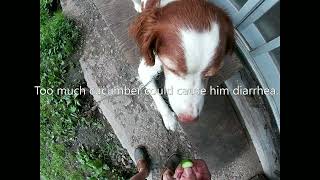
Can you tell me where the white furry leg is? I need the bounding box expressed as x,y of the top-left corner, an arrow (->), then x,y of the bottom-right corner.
138,57 -> 177,131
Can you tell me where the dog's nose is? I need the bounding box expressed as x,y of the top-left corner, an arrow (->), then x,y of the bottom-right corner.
177,114 -> 199,123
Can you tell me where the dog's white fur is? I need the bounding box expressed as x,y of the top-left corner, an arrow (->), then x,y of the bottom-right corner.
164,24 -> 220,126
132,0 -> 174,12
138,57 -> 178,130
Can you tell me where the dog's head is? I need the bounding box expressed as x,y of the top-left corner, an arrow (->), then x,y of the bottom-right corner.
130,0 -> 234,123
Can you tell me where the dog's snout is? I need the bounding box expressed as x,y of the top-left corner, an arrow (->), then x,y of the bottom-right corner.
177,114 -> 199,123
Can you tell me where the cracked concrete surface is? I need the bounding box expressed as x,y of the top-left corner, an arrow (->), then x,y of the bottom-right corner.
61,0 -> 263,179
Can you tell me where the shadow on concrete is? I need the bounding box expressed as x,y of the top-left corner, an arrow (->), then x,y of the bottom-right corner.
181,79 -> 249,170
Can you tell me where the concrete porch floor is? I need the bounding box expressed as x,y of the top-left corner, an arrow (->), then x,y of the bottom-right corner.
181,81 -> 263,179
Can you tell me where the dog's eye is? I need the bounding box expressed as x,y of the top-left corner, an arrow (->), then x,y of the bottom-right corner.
164,66 -> 178,75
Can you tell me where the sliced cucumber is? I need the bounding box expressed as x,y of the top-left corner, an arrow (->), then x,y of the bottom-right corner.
181,159 -> 193,168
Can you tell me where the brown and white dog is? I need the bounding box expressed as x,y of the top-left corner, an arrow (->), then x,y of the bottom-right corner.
129,0 -> 234,131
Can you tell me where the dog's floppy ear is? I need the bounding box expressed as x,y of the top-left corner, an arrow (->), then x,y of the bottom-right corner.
129,8 -> 160,66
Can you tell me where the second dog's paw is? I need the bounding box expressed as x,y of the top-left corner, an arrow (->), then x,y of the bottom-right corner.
162,112 -> 178,131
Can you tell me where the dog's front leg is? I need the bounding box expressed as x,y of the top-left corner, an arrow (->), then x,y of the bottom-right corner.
138,57 -> 177,131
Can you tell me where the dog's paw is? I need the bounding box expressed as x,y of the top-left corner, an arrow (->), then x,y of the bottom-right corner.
162,112 -> 178,131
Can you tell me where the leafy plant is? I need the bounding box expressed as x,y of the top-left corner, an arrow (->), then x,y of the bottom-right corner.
76,146 -> 126,180
40,0 -> 131,179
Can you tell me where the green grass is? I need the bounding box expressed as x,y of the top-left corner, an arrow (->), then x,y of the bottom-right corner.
40,0 -> 132,179
76,146 -> 127,180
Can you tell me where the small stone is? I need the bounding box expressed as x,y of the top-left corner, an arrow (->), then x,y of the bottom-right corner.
159,151 -> 164,157
124,99 -> 132,106
121,158 -> 127,166
130,77 -> 136,83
